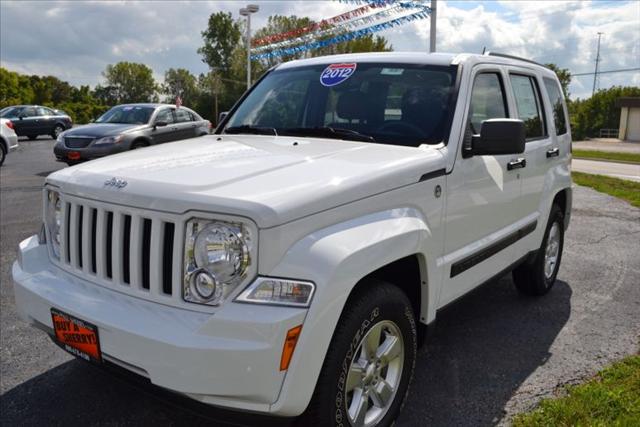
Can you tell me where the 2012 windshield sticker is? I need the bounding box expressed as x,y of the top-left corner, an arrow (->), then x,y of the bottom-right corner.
320,63 -> 357,87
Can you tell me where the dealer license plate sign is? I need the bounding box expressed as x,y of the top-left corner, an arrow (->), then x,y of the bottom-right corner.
51,308 -> 102,362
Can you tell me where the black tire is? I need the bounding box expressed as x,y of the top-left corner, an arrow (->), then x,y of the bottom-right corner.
51,124 -> 65,139
300,280 -> 417,427
513,204 -> 565,296
27,135 -> 38,140
0,144 -> 6,166
130,141 -> 148,150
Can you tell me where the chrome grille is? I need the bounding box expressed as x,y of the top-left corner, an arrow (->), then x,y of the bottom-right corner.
64,137 -> 94,148
54,195 -> 188,308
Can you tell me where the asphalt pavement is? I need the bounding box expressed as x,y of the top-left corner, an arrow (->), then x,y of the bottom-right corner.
1,138 -> 639,426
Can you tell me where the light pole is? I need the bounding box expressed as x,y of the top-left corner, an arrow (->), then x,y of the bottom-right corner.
430,0 -> 437,53
240,4 -> 259,90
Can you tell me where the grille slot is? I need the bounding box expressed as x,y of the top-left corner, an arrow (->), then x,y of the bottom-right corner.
55,197 -> 181,303
142,218 -> 152,290
162,222 -> 175,295
123,215 -> 132,284
64,137 -> 94,148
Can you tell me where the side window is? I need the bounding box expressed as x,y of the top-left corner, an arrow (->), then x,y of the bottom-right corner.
37,107 -> 53,116
155,108 -> 175,124
21,107 -> 37,117
175,109 -> 192,123
543,78 -> 568,135
509,74 -> 546,140
468,73 -> 508,134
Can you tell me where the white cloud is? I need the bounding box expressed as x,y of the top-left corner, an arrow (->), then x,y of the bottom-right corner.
1,0 -> 638,99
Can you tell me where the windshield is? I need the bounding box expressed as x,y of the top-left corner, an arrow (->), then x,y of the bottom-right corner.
224,63 -> 458,146
96,105 -> 155,124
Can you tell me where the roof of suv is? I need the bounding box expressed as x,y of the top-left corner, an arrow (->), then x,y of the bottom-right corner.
275,51 -> 551,73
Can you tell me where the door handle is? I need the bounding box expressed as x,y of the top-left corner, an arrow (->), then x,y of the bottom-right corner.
546,147 -> 560,158
507,158 -> 526,170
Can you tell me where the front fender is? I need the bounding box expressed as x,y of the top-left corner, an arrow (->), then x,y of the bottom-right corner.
267,207 -> 435,416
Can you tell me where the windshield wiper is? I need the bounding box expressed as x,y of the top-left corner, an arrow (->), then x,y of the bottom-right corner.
282,127 -> 375,142
224,125 -> 278,136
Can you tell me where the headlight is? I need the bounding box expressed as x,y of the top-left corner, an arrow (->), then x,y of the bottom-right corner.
235,277 -> 315,308
183,219 -> 253,305
93,135 -> 123,145
45,190 -> 63,259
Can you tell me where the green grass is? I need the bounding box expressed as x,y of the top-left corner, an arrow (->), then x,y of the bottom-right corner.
573,172 -> 640,208
514,355 -> 640,427
573,149 -> 640,164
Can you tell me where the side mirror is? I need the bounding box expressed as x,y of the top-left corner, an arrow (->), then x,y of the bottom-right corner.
154,121 -> 168,129
218,112 -> 228,124
470,119 -> 525,156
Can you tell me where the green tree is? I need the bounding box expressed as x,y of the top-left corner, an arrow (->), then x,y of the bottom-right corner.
163,68 -> 198,105
569,86 -> 640,139
101,62 -> 158,103
198,12 -> 242,73
545,63 -> 572,98
253,15 -> 315,68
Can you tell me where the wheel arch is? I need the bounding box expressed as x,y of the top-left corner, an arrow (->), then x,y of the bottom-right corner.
268,208 -> 436,416
552,187 -> 572,231
130,136 -> 151,148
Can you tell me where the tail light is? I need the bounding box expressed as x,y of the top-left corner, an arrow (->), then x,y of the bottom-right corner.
5,121 -> 14,130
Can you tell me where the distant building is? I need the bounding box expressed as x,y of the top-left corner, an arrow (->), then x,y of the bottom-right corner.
616,97 -> 640,142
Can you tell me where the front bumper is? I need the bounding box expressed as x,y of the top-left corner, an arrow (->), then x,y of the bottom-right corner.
53,142 -> 127,162
13,235 -> 307,414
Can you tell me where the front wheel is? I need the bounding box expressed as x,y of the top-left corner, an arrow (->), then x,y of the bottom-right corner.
301,281 -> 417,427
513,204 -> 565,296
0,145 -> 6,166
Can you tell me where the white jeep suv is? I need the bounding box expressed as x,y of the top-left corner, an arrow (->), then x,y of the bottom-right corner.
13,52 -> 572,426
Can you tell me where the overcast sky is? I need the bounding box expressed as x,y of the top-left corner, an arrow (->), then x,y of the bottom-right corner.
1,0 -> 638,99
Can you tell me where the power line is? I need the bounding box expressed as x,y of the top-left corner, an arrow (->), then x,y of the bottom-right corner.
572,67 -> 640,77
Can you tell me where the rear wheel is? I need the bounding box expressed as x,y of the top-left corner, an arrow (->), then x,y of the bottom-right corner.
51,124 -> 64,139
513,204 -> 564,296
0,144 -> 6,166
300,281 -> 417,427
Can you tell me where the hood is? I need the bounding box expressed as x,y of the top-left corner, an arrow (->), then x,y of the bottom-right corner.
46,135 -> 444,228
63,123 -> 145,138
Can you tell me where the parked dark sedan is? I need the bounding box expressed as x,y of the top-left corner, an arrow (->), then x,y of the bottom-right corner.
54,103 -> 211,164
0,105 -> 73,139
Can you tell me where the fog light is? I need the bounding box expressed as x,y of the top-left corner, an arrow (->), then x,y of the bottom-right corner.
190,269 -> 217,300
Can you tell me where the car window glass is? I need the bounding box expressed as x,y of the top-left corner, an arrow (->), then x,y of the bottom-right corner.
543,78 -> 568,135
21,107 -> 37,117
468,73 -> 508,134
155,108 -> 175,124
510,74 -> 545,139
0,107 -> 21,118
37,107 -> 52,116
175,109 -> 192,123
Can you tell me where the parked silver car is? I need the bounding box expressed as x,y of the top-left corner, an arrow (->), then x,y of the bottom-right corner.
0,118 -> 19,166
54,103 -> 211,165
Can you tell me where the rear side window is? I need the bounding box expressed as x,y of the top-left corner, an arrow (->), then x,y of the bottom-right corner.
509,74 -> 546,140
543,78 -> 568,135
468,73 -> 508,134
175,109 -> 192,123
155,108 -> 175,124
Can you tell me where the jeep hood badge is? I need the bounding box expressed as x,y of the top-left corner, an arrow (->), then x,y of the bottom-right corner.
104,177 -> 128,189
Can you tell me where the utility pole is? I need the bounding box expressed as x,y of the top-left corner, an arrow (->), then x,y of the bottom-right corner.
430,0 -> 437,53
592,32 -> 603,96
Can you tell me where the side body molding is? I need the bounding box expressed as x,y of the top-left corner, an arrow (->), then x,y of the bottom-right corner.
267,207 -> 436,415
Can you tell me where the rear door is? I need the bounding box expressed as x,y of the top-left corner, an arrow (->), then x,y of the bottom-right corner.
173,108 -> 198,140
505,71 -> 553,224
37,107 -> 55,135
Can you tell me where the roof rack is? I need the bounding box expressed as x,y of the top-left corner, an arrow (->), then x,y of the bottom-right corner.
485,51 -> 547,68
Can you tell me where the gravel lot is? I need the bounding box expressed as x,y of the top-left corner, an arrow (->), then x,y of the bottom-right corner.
1,138 -> 639,426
